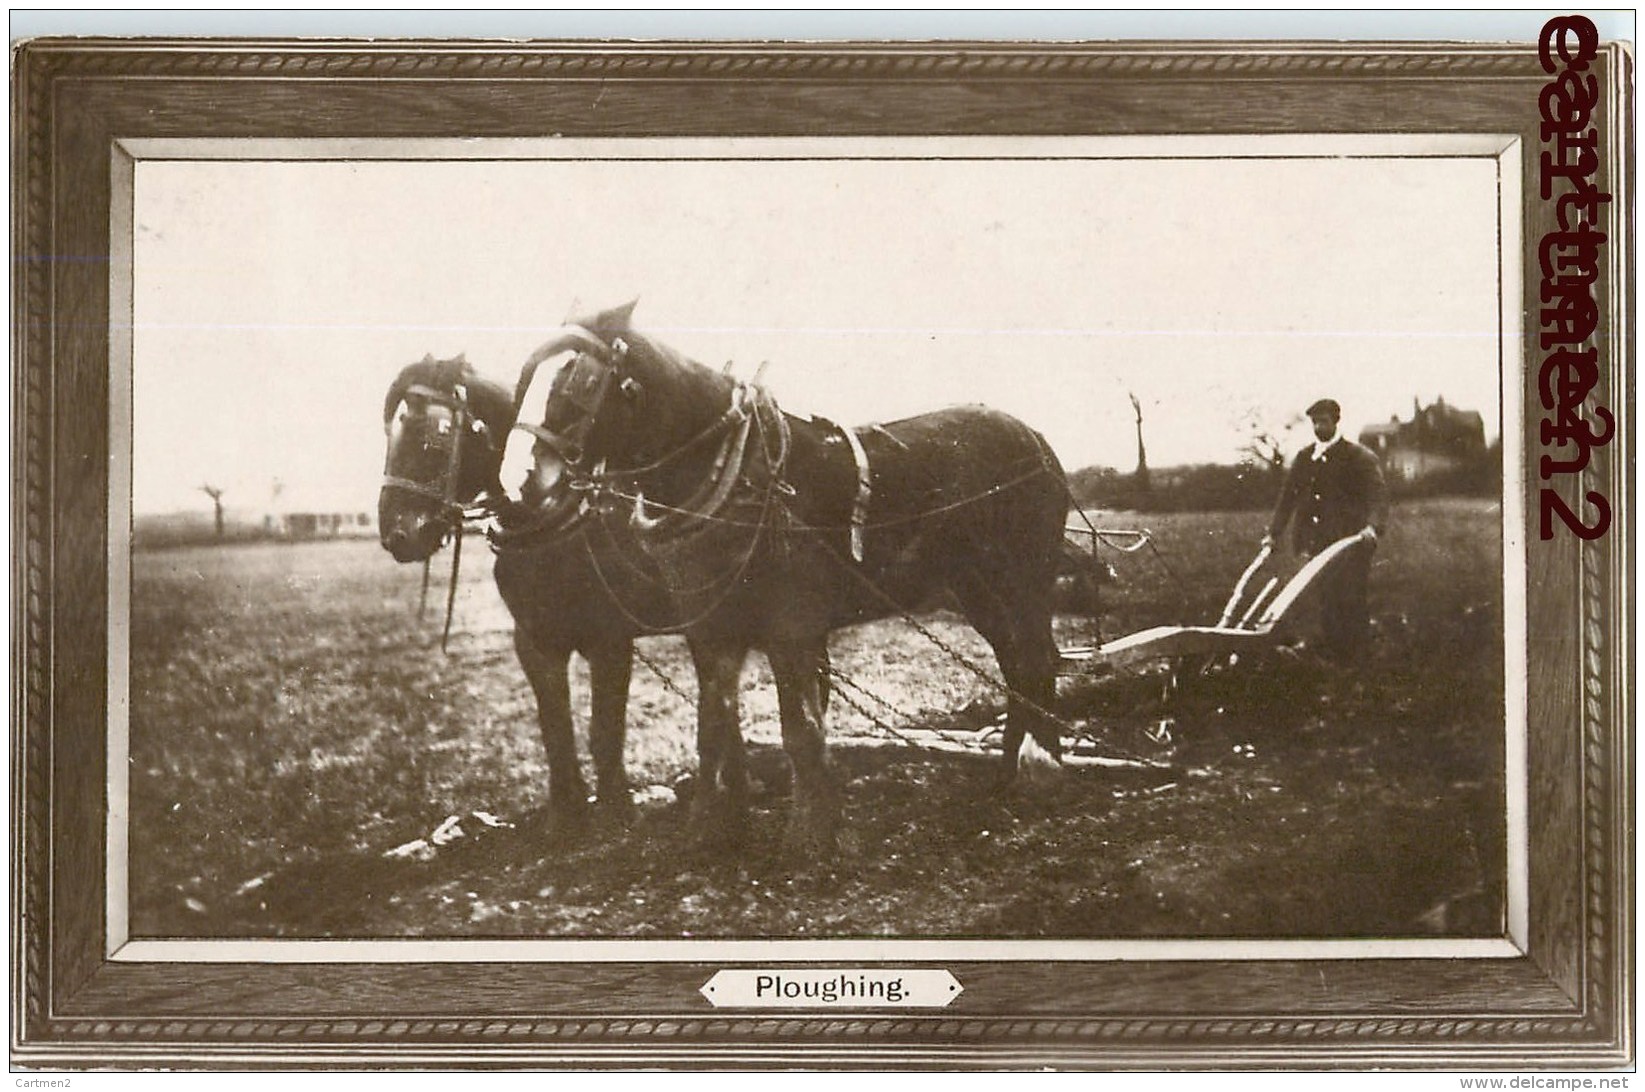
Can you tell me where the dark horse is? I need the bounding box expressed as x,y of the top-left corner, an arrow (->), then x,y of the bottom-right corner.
378,355 -> 654,826
501,302 -> 1071,853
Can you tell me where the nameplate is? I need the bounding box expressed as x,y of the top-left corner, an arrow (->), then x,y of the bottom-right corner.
699,969 -> 963,1009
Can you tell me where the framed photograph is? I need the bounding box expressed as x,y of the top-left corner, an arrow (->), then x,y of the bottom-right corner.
12,24 -> 1632,1070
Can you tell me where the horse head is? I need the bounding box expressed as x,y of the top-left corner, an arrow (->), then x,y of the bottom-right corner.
501,300 -> 736,522
378,354 -> 514,563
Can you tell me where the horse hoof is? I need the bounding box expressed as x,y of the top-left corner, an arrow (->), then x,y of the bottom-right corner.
1015,736 -> 1064,785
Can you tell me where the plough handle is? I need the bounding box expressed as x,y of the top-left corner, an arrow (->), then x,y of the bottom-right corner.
1216,543 -> 1273,628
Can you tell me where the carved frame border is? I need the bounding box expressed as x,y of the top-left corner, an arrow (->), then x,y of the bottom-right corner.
10,39 -> 1633,1069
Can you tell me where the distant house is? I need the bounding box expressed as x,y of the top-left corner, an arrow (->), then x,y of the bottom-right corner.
262,482 -> 375,540
1357,396 -> 1487,482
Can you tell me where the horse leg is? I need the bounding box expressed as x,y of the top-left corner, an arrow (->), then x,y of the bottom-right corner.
767,638 -> 840,858
955,580 -> 1063,785
512,627 -> 590,827
688,639 -> 749,848
585,639 -> 635,823
1007,620 -> 1065,780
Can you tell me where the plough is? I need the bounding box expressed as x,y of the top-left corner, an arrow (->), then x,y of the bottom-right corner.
778,526 -> 1375,770
1059,530 -> 1374,672
824,525 -> 1373,764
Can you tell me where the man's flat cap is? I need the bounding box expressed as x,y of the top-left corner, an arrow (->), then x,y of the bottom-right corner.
1305,398 -> 1341,418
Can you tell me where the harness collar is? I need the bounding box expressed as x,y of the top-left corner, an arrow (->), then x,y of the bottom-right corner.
499,326 -> 790,551
823,416 -> 872,563
509,326 -> 626,473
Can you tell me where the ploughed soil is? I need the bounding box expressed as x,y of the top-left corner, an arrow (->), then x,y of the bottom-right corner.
127,499 -> 1505,941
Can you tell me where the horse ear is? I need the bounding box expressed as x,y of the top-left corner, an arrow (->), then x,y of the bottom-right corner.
597,297 -> 639,331
567,297 -> 639,336
384,369 -> 413,421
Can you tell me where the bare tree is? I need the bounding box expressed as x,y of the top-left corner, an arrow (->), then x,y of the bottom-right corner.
1236,406 -> 1297,478
1240,430 -> 1288,476
1128,391 -> 1151,493
199,484 -> 226,539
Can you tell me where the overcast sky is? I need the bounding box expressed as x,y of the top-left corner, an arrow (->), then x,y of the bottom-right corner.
130,140 -> 1505,515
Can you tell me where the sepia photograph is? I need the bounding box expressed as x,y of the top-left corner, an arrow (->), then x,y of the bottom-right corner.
12,19 -> 1632,1072
120,139 -> 1516,948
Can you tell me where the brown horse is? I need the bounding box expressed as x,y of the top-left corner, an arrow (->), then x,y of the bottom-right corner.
501,302 -> 1071,854
379,356 -> 670,829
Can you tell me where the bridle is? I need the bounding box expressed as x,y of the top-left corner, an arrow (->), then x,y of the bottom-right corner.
381,374 -> 500,650
382,380 -> 488,524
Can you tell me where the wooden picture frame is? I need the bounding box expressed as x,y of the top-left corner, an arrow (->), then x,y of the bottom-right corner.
12,34 -> 1632,1069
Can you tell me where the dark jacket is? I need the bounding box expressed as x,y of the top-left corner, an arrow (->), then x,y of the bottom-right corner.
1267,438 -> 1388,555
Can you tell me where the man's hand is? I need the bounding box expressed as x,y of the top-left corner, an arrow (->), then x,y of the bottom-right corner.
1260,533 -> 1275,550
1359,525 -> 1378,544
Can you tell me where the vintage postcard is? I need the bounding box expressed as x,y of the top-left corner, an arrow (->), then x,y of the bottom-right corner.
11,13 -> 1633,1073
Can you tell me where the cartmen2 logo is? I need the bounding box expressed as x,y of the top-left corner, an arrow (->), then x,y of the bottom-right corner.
1536,14 -> 1615,541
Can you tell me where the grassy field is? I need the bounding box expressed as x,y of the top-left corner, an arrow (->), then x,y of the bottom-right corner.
127,498 -> 1505,939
